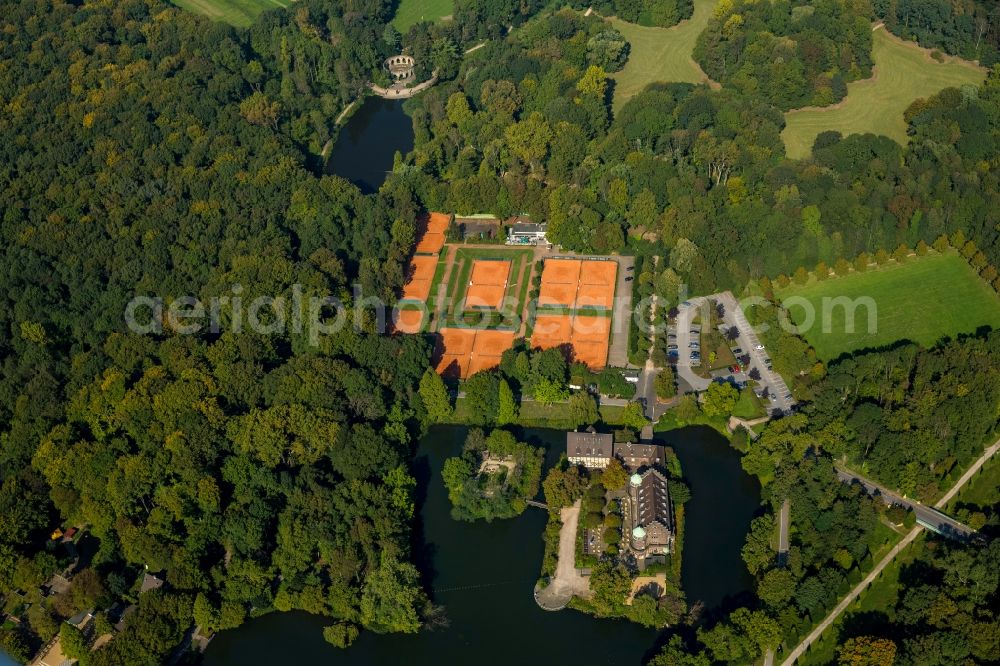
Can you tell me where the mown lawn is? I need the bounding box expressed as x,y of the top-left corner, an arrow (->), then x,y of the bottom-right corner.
732,388 -> 766,420
608,0 -> 715,112
391,0 -> 453,32
170,0 -> 290,27
776,252 -> 1000,361
946,453 -> 1000,512
782,27 -> 985,159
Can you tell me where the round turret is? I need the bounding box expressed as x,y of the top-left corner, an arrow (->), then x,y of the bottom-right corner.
629,473 -> 642,488
632,526 -> 646,539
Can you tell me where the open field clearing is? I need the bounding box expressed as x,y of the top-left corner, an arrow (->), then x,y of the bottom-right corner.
782,27 -> 985,159
608,0 -> 715,112
171,0 -> 290,27
391,0 -> 453,32
776,253 -> 1000,360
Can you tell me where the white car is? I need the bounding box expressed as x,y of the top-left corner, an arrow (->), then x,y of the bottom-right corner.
754,344 -> 765,350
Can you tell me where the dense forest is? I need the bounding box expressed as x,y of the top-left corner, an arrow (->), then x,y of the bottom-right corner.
2,0 -> 1000,662
874,0 -> 1000,67
0,0 -> 442,659
695,0 -> 874,109
397,7 -> 1000,301
803,333 -> 1000,500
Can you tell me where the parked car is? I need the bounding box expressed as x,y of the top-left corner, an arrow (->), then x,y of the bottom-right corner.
625,276 -> 633,282
732,347 -> 743,355
729,364 -> 741,374
755,344 -> 765,350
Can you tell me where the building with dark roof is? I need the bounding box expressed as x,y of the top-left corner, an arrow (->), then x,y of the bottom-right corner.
628,470 -> 674,557
613,442 -> 664,471
566,428 -> 614,468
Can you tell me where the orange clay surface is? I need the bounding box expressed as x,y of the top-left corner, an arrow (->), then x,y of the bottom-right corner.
531,314 -> 574,349
414,233 -> 445,255
414,212 -> 451,254
436,354 -> 469,380
538,282 -> 577,308
401,255 -> 438,301
571,315 -> 612,343
465,284 -> 506,309
469,259 -> 511,285
426,212 -> 451,234
541,258 -> 582,284
466,354 -> 503,377
434,328 -> 516,379
575,283 -> 615,309
473,329 -> 515,357
392,308 -> 424,334
579,260 -> 617,286
466,260 -> 511,309
437,327 -> 476,356
531,313 -> 611,368
570,340 -> 609,369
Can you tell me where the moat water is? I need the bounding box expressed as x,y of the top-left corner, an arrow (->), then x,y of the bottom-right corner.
205,425 -> 760,665
324,97 -> 414,194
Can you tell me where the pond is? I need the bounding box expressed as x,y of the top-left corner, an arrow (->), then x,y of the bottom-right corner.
324,97 -> 414,194
205,425 -> 760,665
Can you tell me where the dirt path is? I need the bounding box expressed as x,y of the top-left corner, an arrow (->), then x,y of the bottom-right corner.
535,500 -> 591,610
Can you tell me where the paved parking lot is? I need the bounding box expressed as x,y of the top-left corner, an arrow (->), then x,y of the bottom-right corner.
715,291 -> 795,414
670,293 -> 796,415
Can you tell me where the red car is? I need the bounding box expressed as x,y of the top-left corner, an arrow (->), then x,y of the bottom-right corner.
729,364 -> 741,374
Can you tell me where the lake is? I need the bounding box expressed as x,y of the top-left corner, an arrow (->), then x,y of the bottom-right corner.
205,425 -> 760,665
324,97 -> 414,194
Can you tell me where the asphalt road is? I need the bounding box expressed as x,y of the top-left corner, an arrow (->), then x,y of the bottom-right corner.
835,468 -> 977,540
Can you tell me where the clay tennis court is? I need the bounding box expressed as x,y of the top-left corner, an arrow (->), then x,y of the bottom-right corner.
541,258 -> 582,284
434,328 -> 515,379
531,313 -> 611,368
473,329 -> 515,357
569,340 -> 609,369
401,255 -> 438,301
538,282 -> 577,308
426,212 -> 450,234
570,314 -> 611,368
392,308 -> 424,334
575,283 -> 615,309
465,260 -> 511,309
436,354 -> 470,380
571,315 -> 612,343
437,327 -> 476,356
467,354 -> 502,377
579,260 -> 617,286
531,314 -> 574,349
414,212 -> 451,254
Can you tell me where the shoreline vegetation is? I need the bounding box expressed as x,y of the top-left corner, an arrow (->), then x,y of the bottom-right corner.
441,428 -> 543,522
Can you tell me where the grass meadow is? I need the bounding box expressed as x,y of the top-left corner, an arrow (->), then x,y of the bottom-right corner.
782,27 -> 985,159
391,0 -> 453,32
776,253 -> 1000,361
608,0 -> 715,112
171,0 -> 291,27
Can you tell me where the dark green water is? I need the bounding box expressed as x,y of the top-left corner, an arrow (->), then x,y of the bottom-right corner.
324,97 -> 414,194
204,426 -> 760,665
